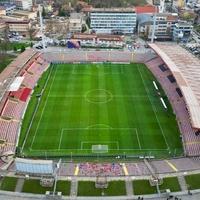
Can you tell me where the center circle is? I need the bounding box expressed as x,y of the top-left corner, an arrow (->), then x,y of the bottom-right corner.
85,89 -> 113,104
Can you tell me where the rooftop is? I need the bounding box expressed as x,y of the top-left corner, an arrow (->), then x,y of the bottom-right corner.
91,8 -> 135,13
135,5 -> 158,14
149,42 -> 200,129
72,33 -> 123,41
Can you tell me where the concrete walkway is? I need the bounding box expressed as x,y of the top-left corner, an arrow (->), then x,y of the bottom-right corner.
0,189 -> 200,200
178,176 -> 188,191
70,177 -> 78,197
125,177 -> 133,196
15,178 -> 24,192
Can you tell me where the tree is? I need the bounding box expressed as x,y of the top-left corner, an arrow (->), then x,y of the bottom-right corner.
21,45 -> 26,52
81,24 -> 87,33
28,27 -> 35,41
86,17 -> 91,28
46,19 -> 54,34
58,7 -> 66,16
13,46 -> 17,52
75,3 -> 83,13
42,6 -> 46,17
0,27 -> 10,53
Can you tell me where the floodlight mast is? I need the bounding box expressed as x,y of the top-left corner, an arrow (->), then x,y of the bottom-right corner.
38,4 -> 46,50
53,159 -> 62,196
151,6 -> 157,43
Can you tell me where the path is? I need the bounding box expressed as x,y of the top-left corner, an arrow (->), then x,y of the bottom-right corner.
15,178 -> 24,192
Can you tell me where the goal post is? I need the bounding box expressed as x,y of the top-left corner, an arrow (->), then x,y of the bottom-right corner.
92,145 -> 108,153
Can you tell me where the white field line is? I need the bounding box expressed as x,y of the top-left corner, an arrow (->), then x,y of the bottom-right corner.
135,128 -> 142,150
48,95 -> 149,98
30,66 -> 58,148
137,64 -> 170,150
21,66 -> 53,151
81,141 -> 119,150
70,73 -> 124,75
61,127 -> 138,130
30,148 -> 168,152
58,129 -> 64,149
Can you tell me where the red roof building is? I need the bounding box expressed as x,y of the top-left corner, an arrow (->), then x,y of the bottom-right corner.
135,5 -> 158,14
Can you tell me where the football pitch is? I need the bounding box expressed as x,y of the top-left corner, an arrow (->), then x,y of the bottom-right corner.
19,63 -> 183,158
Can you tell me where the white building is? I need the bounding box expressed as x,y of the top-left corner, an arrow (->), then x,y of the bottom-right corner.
10,0 -> 33,11
138,12 -> 178,40
71,33 -> 124,48
69,13 -> 84,33
90,8 -> 137,34
7,20 -> 31,37
0,4 -> 16,15
173,21 -> 193,41
13,10 -> 37,20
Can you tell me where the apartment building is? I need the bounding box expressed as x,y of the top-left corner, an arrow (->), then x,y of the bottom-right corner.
90,8 -> 137,34
138,13 -> 178,40
0,3 -> 16,15
69,13 -> 84,33
173,21 -> 193,41
10,0 -> 32,11
6,20 -> 30,37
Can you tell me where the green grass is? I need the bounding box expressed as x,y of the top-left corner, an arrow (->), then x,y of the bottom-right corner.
133,180 -> 157,195
19,63 -> 183,158
78,181 -> 126,196
133,177 -> 181,195
22,179 -> 71,195
185,174 -> 200,190
0,42 -> 30,51
56,181 -> 71,196
22,179 -> 53,194
0,177 -> 17,191
0,54 -> 16,73
0,140 -> 5,144
159,177 -> 181,192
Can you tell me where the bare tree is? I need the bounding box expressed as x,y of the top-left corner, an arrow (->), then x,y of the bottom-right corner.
0,27 -> 10,53
28,26 -> 36,41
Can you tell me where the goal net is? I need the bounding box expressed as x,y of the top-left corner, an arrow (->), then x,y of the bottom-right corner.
92,145 -> 108,153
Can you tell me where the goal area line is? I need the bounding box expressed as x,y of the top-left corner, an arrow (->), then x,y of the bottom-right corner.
29,147 -> 169,152
81,141 -> 119,150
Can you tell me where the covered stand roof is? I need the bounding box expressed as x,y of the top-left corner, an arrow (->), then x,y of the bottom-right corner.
8,76 -> 24,91
149,43 -> 200,129
15,158 -> 54,174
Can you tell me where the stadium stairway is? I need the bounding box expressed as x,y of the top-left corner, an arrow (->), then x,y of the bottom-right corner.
178,176 -> 188,191
70,177 -> 78,197
125,177 -> 133,196
15,178 -> 24,192
144,159 -> 158,179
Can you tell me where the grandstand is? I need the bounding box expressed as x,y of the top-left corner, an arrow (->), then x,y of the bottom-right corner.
0,51 -> 49,158
0,44 -> 200,199
148,43 -> 200,156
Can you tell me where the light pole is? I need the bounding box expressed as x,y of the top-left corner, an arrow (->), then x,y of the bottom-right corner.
38,4 -> 46,50
151,6 -> 157,43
